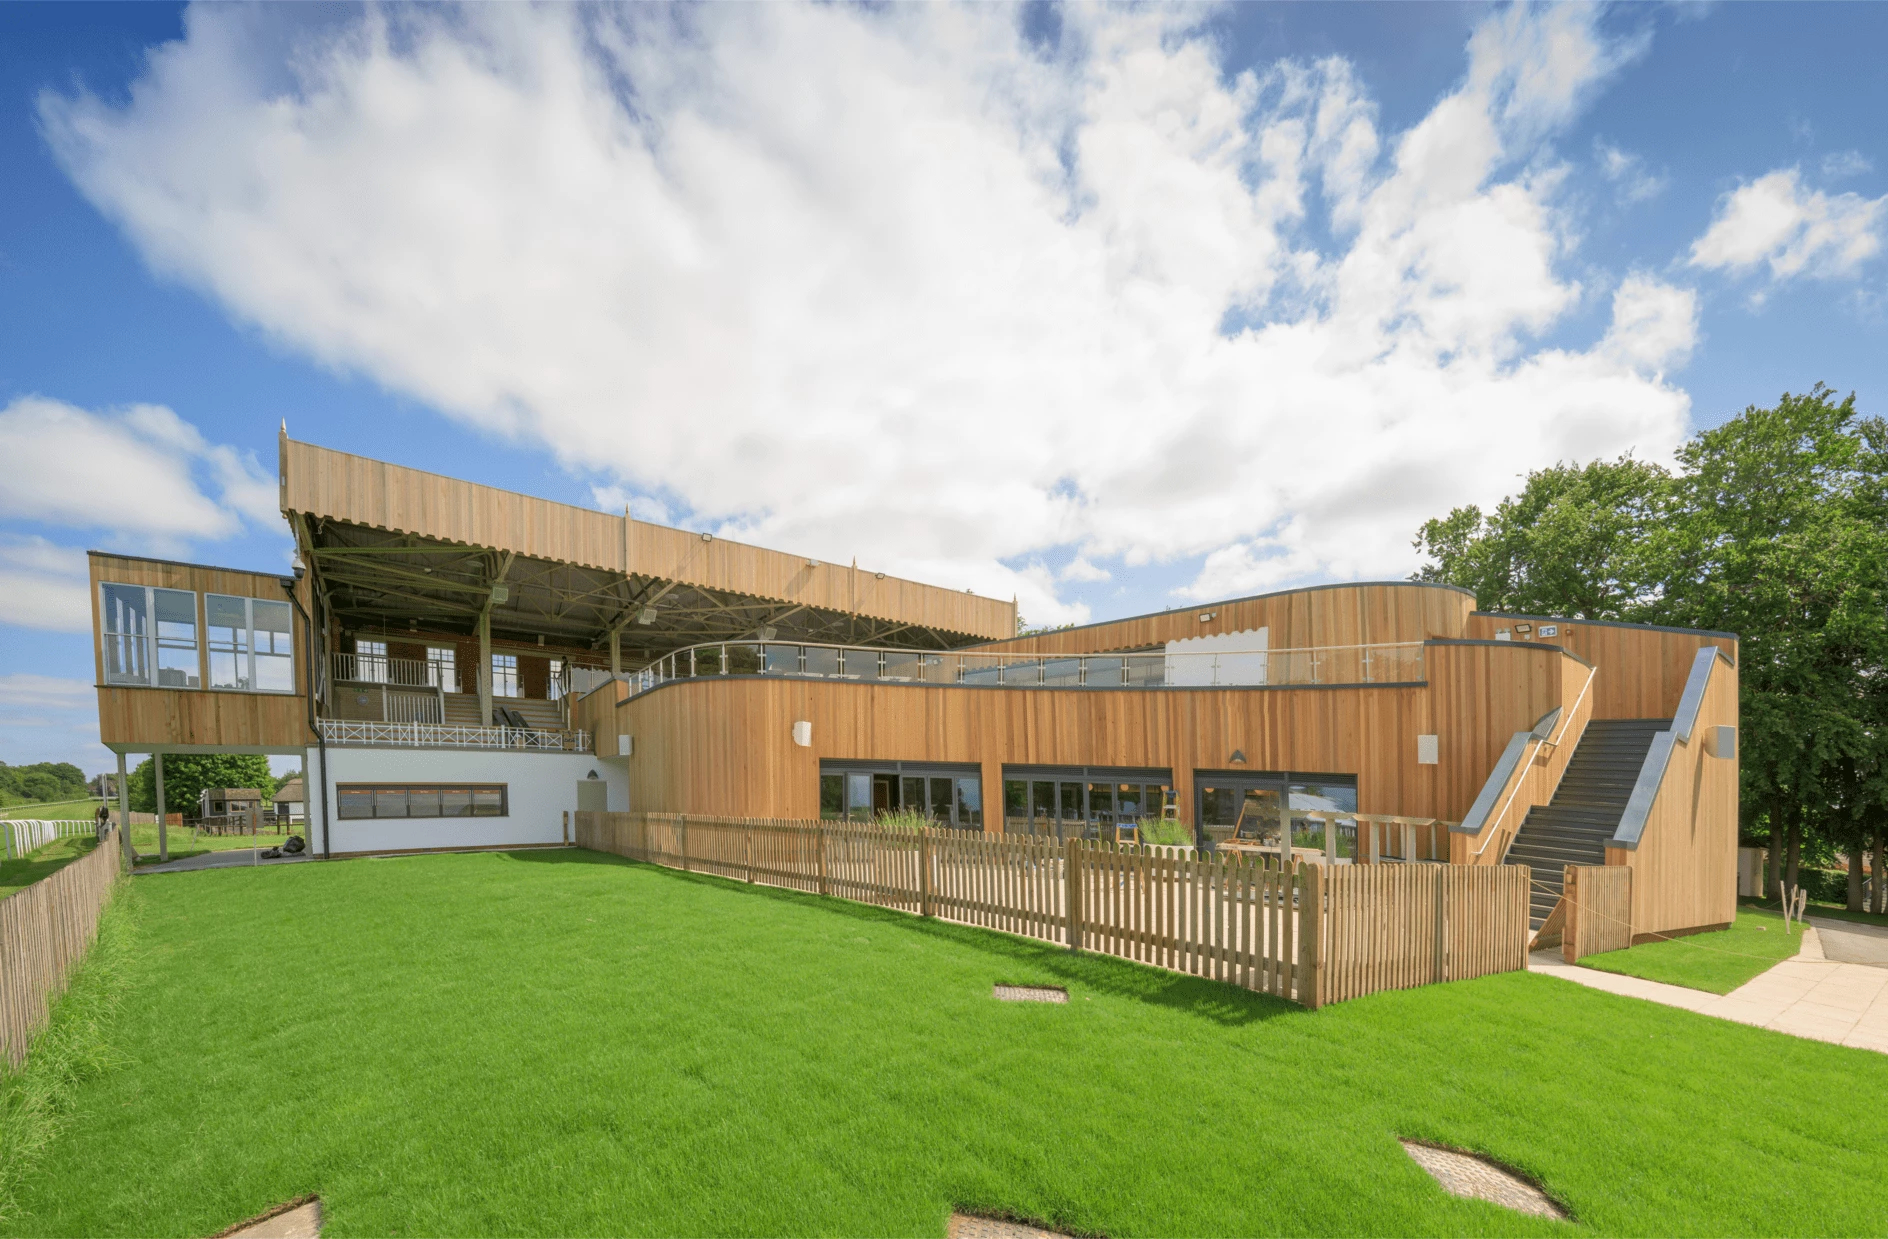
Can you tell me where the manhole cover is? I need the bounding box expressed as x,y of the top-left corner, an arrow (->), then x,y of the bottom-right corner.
993,984 -> 1068,1003
215,1195 -> 321,1238
948,1212 -> 1073,1238
1401,1141 -> 1566,1220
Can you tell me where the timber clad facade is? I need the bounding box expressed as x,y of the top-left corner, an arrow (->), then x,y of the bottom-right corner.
89,436 -> 1742,953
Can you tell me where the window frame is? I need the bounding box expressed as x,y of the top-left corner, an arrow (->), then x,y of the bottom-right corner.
99,582 -> 205,690
334,783 -> 509,820
204,593 -> 298,695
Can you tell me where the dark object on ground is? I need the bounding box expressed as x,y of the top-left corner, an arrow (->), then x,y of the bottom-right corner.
283,835 -> 306,854
259,847 -> 283,859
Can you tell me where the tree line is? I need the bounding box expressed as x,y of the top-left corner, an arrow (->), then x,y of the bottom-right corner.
1414,385 -> 1888,909
125,754 -> 299,821
0,761 -> 90,808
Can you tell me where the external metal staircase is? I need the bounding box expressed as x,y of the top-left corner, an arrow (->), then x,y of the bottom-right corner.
1505,719 -> 1667,930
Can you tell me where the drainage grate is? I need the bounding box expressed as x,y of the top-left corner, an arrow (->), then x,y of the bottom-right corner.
1401,1141 -> 1567,1220
993,984 -> 1068,1004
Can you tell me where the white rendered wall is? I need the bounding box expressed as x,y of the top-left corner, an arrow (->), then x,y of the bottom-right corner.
1164,626 -> 1269,686
303,746 -> 628,856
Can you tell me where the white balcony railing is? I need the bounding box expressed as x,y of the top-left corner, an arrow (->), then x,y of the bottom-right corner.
318,720 -> 590,752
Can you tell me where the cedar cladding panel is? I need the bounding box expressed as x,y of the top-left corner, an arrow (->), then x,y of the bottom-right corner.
973,582 -> 1475,656
577,640 -> 1575,826
1606,656 -> 1740,936
1464,613 -> 1738,721
281,436 -> 1015,640
88,552 -> 315,750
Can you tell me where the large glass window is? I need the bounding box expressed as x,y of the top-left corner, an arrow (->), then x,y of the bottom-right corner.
99,583 -> 202,688
152,588 -> 200,688
823,762 -> 982,829
356,638 -> 388,684
548,658 -> 565,701
100,583 -> 151,686
336,784 -> 508,819
491,653 -> 519,698
1194,772 -> 1358,857
204,595 -> 296,693
1002,768 -> 1173,841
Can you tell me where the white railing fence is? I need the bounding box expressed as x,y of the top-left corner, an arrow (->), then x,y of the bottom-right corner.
317,719 -> 589,753
2,818 -> 96,860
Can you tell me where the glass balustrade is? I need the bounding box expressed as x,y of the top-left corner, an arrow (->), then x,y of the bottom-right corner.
608,639 -> 1425,698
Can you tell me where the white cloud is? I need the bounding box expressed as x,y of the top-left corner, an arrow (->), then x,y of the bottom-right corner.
1600,275 -> 1698,373
1595,140 -> 1666,204
0,396 -> 280,546
1688,168 -> 1885,282
0,674 -> 111,775
1059,556 -> 1111,583
43,3 -> 1689,619
0,536 -> 91,632
1822,150 -> 1871,180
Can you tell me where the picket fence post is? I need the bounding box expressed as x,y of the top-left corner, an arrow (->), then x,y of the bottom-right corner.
1299,862 -> 1323,1009
1065,838 -> 1082,952
919,829 -> 933,918
680,816 -> 690,873
817,824 -> 829,897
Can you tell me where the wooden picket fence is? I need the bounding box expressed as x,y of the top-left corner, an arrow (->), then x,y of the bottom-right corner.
0,828 -> 123,1067
1562,865 -> 1633,962
575,813 -> 1530,1008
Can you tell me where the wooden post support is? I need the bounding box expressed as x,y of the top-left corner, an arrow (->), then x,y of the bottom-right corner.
477,609 -> 493,726
1278,797 -> 1292,865
1563,865 -> 1578,961
817,824 -> 829,897
680,816 -> 689,873
746,828 -> 755,884
1322,814 -> 1336,866
1368,821 -> 1380,866
115,752 -> 131,869
1065,838 -> 1082,952
609,628 -> 622,677
563,810 -> 570,847
155,752 -> 168,864
1300,862 -> 1322,1009
919,829 -> 933,917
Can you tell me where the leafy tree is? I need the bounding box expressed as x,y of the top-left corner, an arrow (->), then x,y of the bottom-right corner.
127,754 -> 273,818
0,761 -> 89,807
1413,386 -> 1888,889
1412,456 -> 1670,619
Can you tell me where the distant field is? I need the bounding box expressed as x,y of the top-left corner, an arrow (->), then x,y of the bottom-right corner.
0,799 -> 105,821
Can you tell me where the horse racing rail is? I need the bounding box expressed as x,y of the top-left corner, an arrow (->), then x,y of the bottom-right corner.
574,813 -> 1530,1008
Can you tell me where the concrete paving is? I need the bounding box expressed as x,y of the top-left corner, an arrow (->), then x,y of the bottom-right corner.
132,849 -> 313,875
1808,915 -> 1888,967
1530,926 -> 1888,1055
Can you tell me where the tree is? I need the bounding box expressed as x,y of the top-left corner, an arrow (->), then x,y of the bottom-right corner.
1412,386 -> 1888,891
0,761 -> 89,807
1412,456 -> 1670,619
127,754 -> 273,817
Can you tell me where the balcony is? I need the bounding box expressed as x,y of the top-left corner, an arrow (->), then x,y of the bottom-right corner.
608,639 -> 1425,699
323,651 -> 588,751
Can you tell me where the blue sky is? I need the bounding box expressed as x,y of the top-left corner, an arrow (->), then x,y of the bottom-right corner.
1,2 -> 1884,775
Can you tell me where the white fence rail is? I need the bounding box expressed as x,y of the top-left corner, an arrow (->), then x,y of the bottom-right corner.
2,818 -> 96,860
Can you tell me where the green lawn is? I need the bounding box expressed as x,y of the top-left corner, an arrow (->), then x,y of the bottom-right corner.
1745,895 -> 1888,931
1575,905 -> 1804,995
0,836 -> 100,900
0,799 -> 105,821
4,852 -> 1885,1238
128,821 -> 295,866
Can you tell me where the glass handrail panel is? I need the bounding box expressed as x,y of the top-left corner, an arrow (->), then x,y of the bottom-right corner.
761,644 -> 799,675
804,646 -> 841,677
1041,657 -> 1082,686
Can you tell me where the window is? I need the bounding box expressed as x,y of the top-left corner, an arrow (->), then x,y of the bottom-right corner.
819,761 -> 982,829
335,783 -> 508,819
206,595 -> 297,693
548,658 -> 564,701
100,583 -> 151,686
1001,766 -> 1174,840
356,638 -> 388,684
491,653 -> 519,698
99,583 -> 201,688
427,646 -> 458,693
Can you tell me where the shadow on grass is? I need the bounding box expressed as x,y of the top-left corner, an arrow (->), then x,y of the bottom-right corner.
510,845 -> 1298,1028
0,836 -> 99,898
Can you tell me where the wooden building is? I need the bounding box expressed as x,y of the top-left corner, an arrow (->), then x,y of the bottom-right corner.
88,435 -> 1741,942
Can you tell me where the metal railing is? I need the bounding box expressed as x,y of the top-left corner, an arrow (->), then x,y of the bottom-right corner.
609,639 -> 1425,699
318,719 -> 590,752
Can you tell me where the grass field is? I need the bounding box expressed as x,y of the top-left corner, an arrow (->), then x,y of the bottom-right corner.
0,799 -> 105,821
0,836 -> 99,900
4,851 -> 1885,1237
1746,895 -> 1888,931
1575,905 -> 1805,994
127,822 -> 295,866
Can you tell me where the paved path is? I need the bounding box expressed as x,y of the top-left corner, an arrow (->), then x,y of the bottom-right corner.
1811,915 -> 1888,967
133,849 -> 313,875
1530,927 -> 1888,1055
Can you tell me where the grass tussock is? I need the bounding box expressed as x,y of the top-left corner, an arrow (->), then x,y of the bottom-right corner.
0,881 -> 138,1222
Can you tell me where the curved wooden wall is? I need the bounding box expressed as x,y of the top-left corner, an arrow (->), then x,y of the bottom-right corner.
280,434 -> 1015,642
575,638 -> 1583,827
975,582 -> 1475,656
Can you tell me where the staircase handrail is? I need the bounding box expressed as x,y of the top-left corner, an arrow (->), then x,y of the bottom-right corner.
1458,662 -> 1598,859
1611,647 -> 1731,851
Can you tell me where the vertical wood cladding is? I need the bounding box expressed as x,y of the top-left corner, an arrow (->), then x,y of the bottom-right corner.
574,639 -> 1579,827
